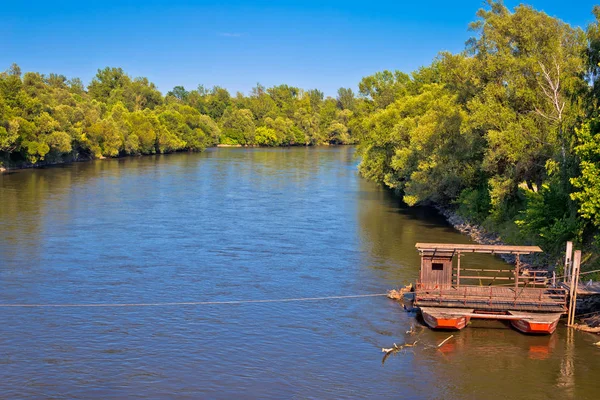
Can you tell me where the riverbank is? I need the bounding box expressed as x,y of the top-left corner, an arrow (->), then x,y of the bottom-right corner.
0,153 -> 94,174
1,144 -> 355,174
434,205 -> 529,265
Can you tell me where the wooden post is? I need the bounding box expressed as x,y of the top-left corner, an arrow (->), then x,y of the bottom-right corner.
419,252 -> 423,284
515,254 -> 520,290
456,252 -> 461,288
564,241 -> 573,283
568,250 -> 582,327
567,250 -> 578,326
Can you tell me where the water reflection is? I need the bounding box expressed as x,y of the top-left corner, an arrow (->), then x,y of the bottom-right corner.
355,173 -> 511,285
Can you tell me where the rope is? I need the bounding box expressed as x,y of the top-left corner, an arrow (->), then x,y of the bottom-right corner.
0,293 -> 388,308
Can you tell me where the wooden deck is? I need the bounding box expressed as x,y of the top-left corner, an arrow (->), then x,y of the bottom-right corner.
560,281 -> 600,296
414,284 -> 567,313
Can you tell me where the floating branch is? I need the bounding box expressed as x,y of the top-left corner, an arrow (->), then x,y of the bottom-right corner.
436,335 -> 454,348
381,341 -> 419,365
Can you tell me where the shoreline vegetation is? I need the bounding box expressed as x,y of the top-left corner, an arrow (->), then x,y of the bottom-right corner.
0,143 -> 353,172
0,64 -> 360,171
2,2 -> 600,279
355,1 -> 600,277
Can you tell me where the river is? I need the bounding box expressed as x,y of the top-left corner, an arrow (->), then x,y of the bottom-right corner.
0,147 -> 598,399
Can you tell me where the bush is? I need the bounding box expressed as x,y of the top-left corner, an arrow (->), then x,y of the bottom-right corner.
455,186 -> 491,223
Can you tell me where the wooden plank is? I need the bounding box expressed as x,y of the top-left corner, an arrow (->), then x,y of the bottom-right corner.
508,311 -> 564,323
415,292 -> 566,302
453,275 -> 514,280
568,251 -> 582,326
456,252 -> 461,288
415,300 -> 566,313
562,282 -> 600,295
456,268 -> 516,273
415,296 -> 567,311
420,307 -> 475,317
416,285 -> 566,296
564,241 -> 573,283
416,296 -> 567,305
416,243 -> 543,254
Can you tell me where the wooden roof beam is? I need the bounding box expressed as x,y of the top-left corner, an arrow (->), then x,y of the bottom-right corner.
415,243 -> 543,255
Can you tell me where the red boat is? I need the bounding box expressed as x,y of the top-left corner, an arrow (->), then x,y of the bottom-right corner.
508,311 -> 562,334
421,307 -> 562,334
421,307 -> 473,330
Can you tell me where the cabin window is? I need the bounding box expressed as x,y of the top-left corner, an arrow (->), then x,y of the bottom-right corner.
432,263 -> 444,271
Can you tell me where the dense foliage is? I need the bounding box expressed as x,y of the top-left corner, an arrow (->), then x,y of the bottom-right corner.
0,68 -> 359,168
356,1 -> 600,267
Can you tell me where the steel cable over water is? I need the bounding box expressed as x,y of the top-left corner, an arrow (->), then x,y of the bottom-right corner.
1,270 -> 596,309
0,293 -> 389,308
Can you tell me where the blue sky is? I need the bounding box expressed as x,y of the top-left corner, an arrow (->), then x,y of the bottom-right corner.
1,0 -> 598,97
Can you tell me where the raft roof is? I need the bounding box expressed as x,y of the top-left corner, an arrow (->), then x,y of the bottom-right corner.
415,243 -> 543,255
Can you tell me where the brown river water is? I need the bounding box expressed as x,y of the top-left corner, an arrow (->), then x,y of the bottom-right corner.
0,147 -> 599,399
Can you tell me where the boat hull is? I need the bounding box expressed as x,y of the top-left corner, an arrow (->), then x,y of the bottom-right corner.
509,312 -> 561,335
420,308 -> 562,335
421,307 -> 473,330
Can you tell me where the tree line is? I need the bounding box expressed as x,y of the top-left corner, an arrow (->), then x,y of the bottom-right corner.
356,1 -> 600,267
0,66 -> 362,167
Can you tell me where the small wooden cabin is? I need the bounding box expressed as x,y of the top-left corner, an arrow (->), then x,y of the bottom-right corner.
418,249 -> 454,289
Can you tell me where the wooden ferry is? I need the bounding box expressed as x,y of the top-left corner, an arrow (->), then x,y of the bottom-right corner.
414,243 -> 567,335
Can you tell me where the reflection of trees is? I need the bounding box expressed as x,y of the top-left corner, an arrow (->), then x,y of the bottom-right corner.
355,177 -> 510,284
1,157 -> 131,266
1,169 -> 56,265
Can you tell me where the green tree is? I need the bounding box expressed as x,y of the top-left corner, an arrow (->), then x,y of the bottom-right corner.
220,108 -> 255,145
358,70 -> 410,109
336,88 -> 356,111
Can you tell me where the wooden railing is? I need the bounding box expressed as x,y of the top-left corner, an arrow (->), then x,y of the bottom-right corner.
452,268 -> 549,287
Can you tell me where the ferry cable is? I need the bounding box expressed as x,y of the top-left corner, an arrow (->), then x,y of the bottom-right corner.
0,293 -> 389,308
1,270 -> 597,309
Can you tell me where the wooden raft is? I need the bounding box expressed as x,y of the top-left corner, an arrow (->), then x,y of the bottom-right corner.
413,243 -> 568,313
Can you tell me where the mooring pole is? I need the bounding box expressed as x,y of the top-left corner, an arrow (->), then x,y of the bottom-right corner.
568,250 -> 582,327
515,254 -> 520,290
564,241 -> 573,283
456,252 -> 461,288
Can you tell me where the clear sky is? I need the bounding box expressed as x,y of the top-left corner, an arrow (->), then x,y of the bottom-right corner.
1,0 -> 598,97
